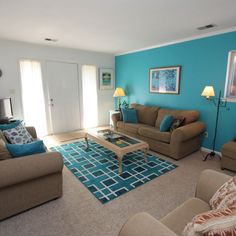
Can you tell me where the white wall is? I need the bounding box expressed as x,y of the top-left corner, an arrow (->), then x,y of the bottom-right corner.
0,39 -> 115,131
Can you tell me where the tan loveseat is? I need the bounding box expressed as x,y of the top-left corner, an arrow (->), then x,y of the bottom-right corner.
0,127 -> 64,220
112,104 -> 205,160
119,169 -> 231,236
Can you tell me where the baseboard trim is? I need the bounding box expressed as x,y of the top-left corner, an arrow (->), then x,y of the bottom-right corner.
201,147 -> 222,157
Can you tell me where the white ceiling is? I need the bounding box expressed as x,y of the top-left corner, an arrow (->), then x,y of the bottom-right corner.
0,0 -> 236,55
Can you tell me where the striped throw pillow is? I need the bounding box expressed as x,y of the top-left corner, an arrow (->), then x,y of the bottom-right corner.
210,176 -> 236,210
183,206 -> 236,236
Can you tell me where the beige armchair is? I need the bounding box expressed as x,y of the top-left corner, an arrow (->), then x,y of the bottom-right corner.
119,169 -> 231,236
0,126 -> 64,220
221,141 -> 236,172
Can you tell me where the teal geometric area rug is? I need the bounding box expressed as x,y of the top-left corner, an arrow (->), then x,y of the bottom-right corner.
50,140 -> 177,204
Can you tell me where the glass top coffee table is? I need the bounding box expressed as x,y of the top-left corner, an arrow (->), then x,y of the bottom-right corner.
84,129 -> 149,175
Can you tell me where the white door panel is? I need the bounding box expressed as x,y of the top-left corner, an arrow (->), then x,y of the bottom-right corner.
46,61 -> 80,134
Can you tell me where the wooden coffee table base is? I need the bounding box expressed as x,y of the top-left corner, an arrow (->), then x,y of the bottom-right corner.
84,132 -> 149,175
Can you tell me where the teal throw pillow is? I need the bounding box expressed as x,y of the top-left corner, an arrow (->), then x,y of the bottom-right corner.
6,140 -> 46,158
121,108 -> 138,123
0,120 -> 22,131
160,115 -> 173,132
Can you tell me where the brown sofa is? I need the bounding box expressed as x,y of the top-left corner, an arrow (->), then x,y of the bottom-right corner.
119,169 -> 231,236
0,127 -> 64,220
112,104 -> 205,160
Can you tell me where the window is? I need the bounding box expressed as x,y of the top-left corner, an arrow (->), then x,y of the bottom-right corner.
81,65 -> 98,128
224,51 -> 236,100
20,60 -> 47,137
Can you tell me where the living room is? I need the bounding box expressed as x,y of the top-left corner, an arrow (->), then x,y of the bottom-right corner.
0,0 -> 236,235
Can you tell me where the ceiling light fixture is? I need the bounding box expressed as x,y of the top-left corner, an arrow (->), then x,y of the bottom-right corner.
197,24 -> 217,30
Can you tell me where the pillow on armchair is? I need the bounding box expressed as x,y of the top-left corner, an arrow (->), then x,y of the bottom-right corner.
3,123 -> 34,144
209,176 -> 236,210
6,140 -> 46,158
183,206 -> 236,236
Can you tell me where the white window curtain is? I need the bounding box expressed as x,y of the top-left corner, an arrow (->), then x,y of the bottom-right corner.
82,65 -> 98,128
20,60 -> 47,137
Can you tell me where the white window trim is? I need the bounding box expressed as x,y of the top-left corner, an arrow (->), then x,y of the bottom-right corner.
224,50 -> 236,102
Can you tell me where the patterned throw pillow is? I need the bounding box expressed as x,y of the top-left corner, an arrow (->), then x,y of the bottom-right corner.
3,123 -> 34,144
183,206 -> 236,236
170,116 -> 185,132
210,176 -> 236,210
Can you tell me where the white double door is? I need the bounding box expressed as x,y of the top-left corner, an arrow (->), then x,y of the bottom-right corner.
46,61 -> 81,134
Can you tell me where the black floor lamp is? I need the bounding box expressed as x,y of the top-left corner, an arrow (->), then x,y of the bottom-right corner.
201,86 -> 228,161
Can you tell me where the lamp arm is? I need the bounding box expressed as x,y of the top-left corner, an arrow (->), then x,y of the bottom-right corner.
212,97 -> 227,108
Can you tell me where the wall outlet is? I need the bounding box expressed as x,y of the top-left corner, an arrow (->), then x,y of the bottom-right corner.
203,131 -> 208,138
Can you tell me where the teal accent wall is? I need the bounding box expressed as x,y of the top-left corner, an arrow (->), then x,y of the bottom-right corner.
115,31 -> 236,151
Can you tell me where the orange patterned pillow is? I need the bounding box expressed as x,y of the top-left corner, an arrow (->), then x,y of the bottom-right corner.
183,206 -> 236,236
210,176 -> 236,210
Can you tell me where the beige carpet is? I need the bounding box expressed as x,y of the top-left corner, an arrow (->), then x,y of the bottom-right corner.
0,138 -> 233,236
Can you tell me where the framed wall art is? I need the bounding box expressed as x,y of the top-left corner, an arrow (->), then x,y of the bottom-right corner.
99,68 -> 114,90
149,66 -> 181,94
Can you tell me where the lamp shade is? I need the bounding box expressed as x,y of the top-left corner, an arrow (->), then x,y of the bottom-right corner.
201,86 -> 215,98
113,87 -> 125,97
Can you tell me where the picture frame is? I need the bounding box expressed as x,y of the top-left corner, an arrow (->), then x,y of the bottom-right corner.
99,68 -> 114,90
149,66 -> 181,94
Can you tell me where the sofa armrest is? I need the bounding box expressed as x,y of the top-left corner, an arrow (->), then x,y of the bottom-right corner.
171,121 -> 205,143
0,152 -> 64,188
112,113 -> 121,130
195,169 -> 231,203
119,212 -> 178,236
25,126 -> 37,139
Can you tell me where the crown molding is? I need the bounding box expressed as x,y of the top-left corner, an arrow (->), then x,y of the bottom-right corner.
115,27 -> 236,56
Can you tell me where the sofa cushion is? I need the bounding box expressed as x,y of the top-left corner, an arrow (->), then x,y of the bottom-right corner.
155,109 -> 199,128
125,123 -> 149,135
160,197 -> 210,236
117,121 -> 149,135
131,103 -> 160,126
138,127 -> 171,143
